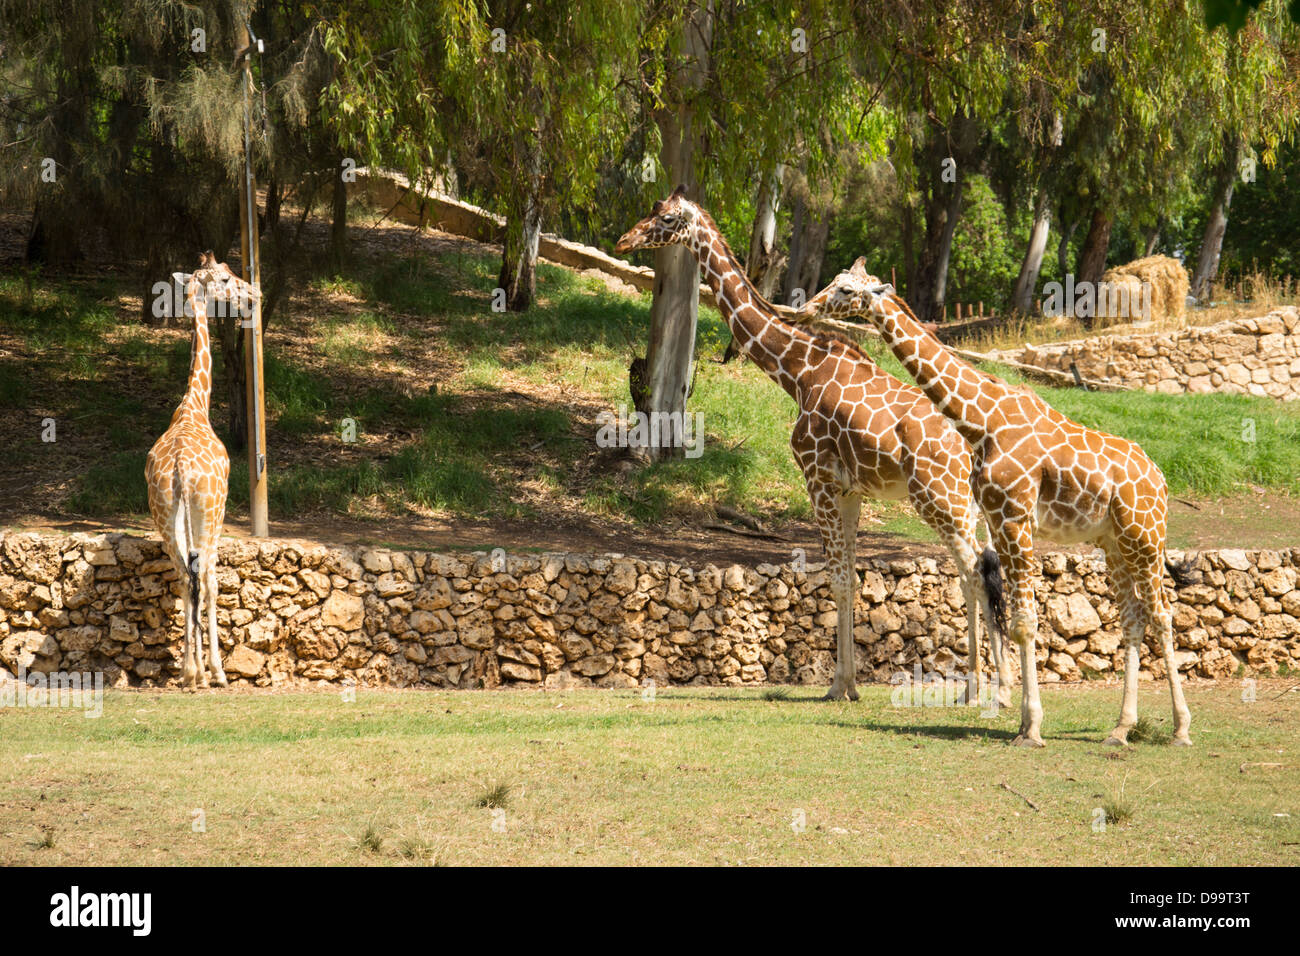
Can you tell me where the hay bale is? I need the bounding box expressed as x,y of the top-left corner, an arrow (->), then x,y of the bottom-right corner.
1097,255 -> 1188,325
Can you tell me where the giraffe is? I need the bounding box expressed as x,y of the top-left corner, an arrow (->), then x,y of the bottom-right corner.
615,187 -> 1013,705
799,258 -> 1194,746
144,252 -> 256,689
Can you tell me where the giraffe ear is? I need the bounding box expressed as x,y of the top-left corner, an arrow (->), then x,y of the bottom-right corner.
651,200 -> 663,214
850,257 -> 869,276
672,184 -> 687,198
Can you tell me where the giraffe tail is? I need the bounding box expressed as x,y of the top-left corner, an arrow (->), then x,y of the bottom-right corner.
978,547 -> 1007,638
171,471 -> 201,638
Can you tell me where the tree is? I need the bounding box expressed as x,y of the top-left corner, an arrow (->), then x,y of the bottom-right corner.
324,1 -> 643,312
628,0 -> 866,460
1187,3 -> 1300,297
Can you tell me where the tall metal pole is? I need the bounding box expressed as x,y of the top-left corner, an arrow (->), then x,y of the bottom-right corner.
238,21 -> 269,537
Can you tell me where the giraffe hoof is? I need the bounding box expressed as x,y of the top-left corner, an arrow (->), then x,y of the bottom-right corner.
1102,735 -> 1128,747
213,673 -> 229,689
1172,734 -> 1193,747
1012,733 -> 1045,748
822,687 -> 849,702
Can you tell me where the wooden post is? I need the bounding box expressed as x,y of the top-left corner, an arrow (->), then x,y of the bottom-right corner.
238,22 -> 269,537
956,303 -> 962,321
891,267 -> 896,290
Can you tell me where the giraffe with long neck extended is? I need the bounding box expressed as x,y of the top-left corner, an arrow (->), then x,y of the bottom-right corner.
616,187 -> 1013,704
144,252 -> 257,688
800,258 -> 1194,746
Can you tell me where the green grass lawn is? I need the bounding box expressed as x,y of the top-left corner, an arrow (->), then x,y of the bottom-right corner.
3,236 -> 1299,535
1,682 -> 1295,866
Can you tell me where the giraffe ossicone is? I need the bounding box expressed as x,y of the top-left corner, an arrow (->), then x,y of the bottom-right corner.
800,261 -> 1194,747
616,192 -> 1013,705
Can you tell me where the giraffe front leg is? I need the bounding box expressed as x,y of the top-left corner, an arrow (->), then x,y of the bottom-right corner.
808,482 -> 860,702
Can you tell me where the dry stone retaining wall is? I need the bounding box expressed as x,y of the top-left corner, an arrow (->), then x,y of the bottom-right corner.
991,306 -> 1300,399
1,531 -> 1296,690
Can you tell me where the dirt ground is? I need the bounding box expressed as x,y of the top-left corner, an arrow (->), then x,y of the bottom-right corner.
10,490 -> 1300,569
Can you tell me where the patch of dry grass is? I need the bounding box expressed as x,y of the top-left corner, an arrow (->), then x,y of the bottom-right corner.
1,681 -> 1296,866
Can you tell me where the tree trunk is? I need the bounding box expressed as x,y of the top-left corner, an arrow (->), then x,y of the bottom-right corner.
1075,205 -> 1112,289
1144,220 -> 1162,257
219,315 -> 249,452
1057,217 -> 1077,280
498,126 -> 545,312
747,164 -> 785,298
633,0 -> 713,462
1190,146 -> 1238,300
1011,189 -> 1052,314
910,114 -> 976,323
783,195 -> 829,307
723,166 -> 784,362
330,153 -> 349,267
900,197 -> 915,300
266,175 -> 282,235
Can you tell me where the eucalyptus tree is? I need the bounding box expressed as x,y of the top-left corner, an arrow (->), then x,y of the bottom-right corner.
1187,1 -> 1300,298
627,0 -> 866,461
845,0 -> 1035,323
323,1 -> 642,313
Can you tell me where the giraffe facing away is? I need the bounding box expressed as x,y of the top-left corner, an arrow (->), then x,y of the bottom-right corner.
800,258 -> 1194,746
144,252 -> 257,689
615,187 -> 1013,704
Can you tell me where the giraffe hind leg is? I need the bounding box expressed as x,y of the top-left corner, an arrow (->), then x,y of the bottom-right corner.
205,553 -> 227,688
172,504 -> 200,689
1102,542 -> 1143,746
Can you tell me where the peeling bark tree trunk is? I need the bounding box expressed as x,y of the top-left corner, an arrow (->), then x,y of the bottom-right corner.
633,0 -> 713,462
915,179 -> 962,323
1191,147 -> 1238,300
499,124 -> 545,312
1012,189 -> 1052,314
910,114 -> 976,323
783,194 -> 829,308
747,164 -> 785,298
1076,205 -> 1112,289
724,166 -> 784,362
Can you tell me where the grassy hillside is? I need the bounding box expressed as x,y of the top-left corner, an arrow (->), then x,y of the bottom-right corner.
3,235 -> 1299,541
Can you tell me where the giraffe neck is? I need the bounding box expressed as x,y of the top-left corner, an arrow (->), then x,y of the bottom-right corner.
688,226 -> 817,400
183,293 -> 213,418
871,295 -> 1001,441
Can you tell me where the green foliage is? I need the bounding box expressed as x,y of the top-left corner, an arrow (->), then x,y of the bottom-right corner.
1202,0 -> 1300,32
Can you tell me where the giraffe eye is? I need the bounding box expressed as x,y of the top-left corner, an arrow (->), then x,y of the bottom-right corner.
659,214 -> 678,226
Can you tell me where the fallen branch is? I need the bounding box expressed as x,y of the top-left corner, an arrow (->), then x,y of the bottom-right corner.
715,504 -> 765,532
702,523 -> 788,542
949,346 -> 1130,392
997,781 -> 1040,811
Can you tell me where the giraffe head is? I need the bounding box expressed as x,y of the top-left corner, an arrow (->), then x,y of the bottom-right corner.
614,185 -> 700,254
797,257 -> 893,321
189,251 -> 260,320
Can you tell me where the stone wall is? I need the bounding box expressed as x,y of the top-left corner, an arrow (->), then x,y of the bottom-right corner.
990,306 -> 1300,399
1,531 -> 1296,690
